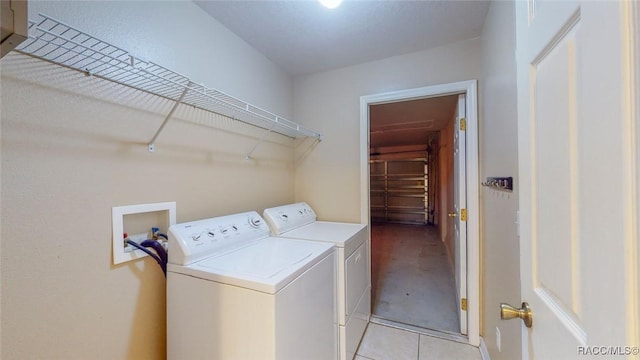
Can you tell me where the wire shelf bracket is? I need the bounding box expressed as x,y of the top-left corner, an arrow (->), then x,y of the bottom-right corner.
14,14 -> 323,153
148,84 -> 190,153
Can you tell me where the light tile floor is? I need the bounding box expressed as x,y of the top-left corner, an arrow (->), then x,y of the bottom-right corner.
356,323 -> 482,360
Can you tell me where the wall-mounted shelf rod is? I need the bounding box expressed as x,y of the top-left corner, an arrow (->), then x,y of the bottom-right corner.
14,13 -> 323,150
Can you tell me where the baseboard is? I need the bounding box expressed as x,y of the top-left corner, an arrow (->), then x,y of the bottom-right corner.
479,337 -> 491,360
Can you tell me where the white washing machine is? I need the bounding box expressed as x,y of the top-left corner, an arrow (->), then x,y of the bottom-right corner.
167,211 -> 337,360
263,203 -> 370,360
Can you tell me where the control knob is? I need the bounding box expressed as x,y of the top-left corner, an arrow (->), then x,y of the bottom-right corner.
249,217 -> 262,228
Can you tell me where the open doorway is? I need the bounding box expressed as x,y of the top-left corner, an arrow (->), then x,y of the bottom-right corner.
368,95 -> 460,334
360,80 -> 480,346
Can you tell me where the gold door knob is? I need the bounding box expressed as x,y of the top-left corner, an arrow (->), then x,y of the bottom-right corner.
448,212 -> 457,217
500,302 -> 533,328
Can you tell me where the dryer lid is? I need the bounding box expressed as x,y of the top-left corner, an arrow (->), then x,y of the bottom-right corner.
277,221 -> 366,247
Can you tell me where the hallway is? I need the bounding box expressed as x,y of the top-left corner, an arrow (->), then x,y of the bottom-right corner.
371,223 -> 459,334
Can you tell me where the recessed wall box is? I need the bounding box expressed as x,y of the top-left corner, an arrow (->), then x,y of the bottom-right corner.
112,202 -> 176,265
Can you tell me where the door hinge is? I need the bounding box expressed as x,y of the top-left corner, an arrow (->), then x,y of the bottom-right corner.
461,208 -> 467,222
460,118 -> 466,131
461,298 -> 467,311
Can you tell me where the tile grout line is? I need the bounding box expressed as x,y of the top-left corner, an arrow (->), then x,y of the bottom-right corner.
370,316 -> 468,344
416,330 -> 421,360
357,355 -> 376,360
358,321 -> 482,360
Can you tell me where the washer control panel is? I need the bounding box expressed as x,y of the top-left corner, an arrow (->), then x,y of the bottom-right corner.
168,211 -> 269,265
263,202 -> 317,235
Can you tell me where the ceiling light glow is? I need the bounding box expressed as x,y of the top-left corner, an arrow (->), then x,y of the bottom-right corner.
319,0 -> 342,9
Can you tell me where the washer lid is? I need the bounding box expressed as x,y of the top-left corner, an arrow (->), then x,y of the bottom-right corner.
277,221 -> 366,247
168,237 -> 333,294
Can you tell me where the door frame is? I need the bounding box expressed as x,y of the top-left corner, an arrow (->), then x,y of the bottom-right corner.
359,80 -> 480,346
630,0 -> 640,346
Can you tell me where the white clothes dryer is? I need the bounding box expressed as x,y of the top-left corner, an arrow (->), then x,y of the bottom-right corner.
263,203 -> 370,360
167,211 -> 337,360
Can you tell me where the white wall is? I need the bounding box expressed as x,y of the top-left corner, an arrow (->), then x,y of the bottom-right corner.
293,38 -> 481,222
30,0 -> 293,119
0,2 -> 524,358
292,6 -> 521,359
1,1 -> 296,359
479,2 -> 521,359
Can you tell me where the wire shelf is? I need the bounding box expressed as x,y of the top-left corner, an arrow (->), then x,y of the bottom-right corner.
15,14 -> 322,143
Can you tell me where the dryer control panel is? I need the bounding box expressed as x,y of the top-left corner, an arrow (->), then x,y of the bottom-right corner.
263,202 -> 317,235
168,211 -> 269,265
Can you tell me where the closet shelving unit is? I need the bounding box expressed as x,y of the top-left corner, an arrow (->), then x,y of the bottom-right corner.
14,14 -> 322,155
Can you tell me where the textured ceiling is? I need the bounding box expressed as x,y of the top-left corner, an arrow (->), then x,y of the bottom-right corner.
195,0 -> 490,76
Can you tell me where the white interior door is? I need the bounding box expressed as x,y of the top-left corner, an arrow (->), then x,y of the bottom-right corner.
453,94 -> 467,335
515,1 -> 638,359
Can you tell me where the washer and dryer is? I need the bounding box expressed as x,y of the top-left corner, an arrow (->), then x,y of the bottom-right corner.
263,202 -> 370,360
166,211 -> 337,360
